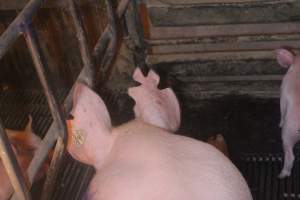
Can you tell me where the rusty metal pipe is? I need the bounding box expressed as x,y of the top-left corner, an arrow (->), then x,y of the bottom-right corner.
0,120 -> 31,200
93,0 -> 130,59
99,0 -> 117,73
0,0 -> 44,60
68,0 -> 95,88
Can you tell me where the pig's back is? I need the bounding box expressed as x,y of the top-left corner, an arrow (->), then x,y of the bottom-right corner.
88,121 -> 252,200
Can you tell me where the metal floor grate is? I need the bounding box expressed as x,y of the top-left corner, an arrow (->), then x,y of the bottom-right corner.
237,154 -> 300,200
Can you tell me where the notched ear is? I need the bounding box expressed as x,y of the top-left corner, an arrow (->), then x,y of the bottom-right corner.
161,88 -> 181,131
147,70 -> 160,86
71,82 -> 112,131
132,68 -> 145,84
275,48 -> 295,68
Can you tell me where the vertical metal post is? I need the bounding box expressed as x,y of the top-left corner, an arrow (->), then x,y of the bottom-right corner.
0,120 -> 31,200
23,23 -> 67,200
125,0 -> 148,75
68,0 -> 95,88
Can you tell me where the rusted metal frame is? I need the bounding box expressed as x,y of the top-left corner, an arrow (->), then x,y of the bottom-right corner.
125,0 -> 149,75
0,120 -> 31,200
12,1 -> 130,197
0,0 -> 44,60
40,137 -> 65,200
93,0 -> 130,59
21,24 -> 67,200
99,0 -> 117,76
176,75 -> 283,83
148,22 -> 300,40
68,0 -> 95,88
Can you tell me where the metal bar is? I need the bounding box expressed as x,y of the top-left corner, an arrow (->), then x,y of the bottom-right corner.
148,22 -> 300,40
0,120 -> 31,200
22,23 -> 67,199
0,0 -> 44,60
10,1 -> 131,198
99,0 -> 117,74
23,24 -> 67,142
68,0 -> 95,88
125,0 -> 149,75
93,0 -> 130,59
41,137 -> 65,200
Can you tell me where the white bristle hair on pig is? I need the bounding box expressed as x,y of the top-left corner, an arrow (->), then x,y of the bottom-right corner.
275,48 -> 300,178
66,68 -> 253,200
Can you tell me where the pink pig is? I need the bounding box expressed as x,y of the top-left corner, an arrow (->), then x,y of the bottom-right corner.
0,116 -> 46,199
66,70 -> 252,200
276,48 -> 300,178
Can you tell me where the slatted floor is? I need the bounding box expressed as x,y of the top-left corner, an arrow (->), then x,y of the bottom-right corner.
1,88 -> 300,200
237,154 -> 300,200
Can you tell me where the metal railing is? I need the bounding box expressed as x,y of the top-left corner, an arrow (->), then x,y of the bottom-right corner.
0,0 -> 131,199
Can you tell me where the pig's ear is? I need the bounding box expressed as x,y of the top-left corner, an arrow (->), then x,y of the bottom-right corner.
71,82 -> 112,129
132,68 -> 145,84
160,88 -> 181,131
275,48 -> 295,68
147,70 -> 160,86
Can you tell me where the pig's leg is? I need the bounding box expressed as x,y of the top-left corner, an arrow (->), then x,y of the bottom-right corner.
278,127 -> 298,178
279,93 -> 287,128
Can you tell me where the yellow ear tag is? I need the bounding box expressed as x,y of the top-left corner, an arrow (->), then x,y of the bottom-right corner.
67,120 -> 86,148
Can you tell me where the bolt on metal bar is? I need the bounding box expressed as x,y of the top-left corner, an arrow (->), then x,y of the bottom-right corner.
0,0 -> 44,60
10,1 -> 131,199
0,120 -> 31,200
68,0 -> 95,88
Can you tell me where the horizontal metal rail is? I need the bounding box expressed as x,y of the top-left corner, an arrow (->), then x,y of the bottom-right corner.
0,0 -> 44,60
0,121 -> 31,200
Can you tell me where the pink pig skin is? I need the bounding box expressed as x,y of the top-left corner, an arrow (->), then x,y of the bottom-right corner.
276,48 -> 300,178
67,82 -> 253,200
0,117 -> 45,200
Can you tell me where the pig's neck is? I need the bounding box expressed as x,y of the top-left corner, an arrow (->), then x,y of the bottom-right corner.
93,131 -> 118,170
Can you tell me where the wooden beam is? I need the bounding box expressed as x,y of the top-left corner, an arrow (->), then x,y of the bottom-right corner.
149,40 -> 300,54
175,75 -> 283,82
149,22 -> 300,40
146,50 -> 277,65
145,0 -> 294,7
0,0 -> 98,10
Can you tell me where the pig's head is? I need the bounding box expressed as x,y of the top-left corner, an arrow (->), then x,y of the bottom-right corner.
128,68 -> 181,132
67,83 -> 114,168
275,48 -> 298,68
